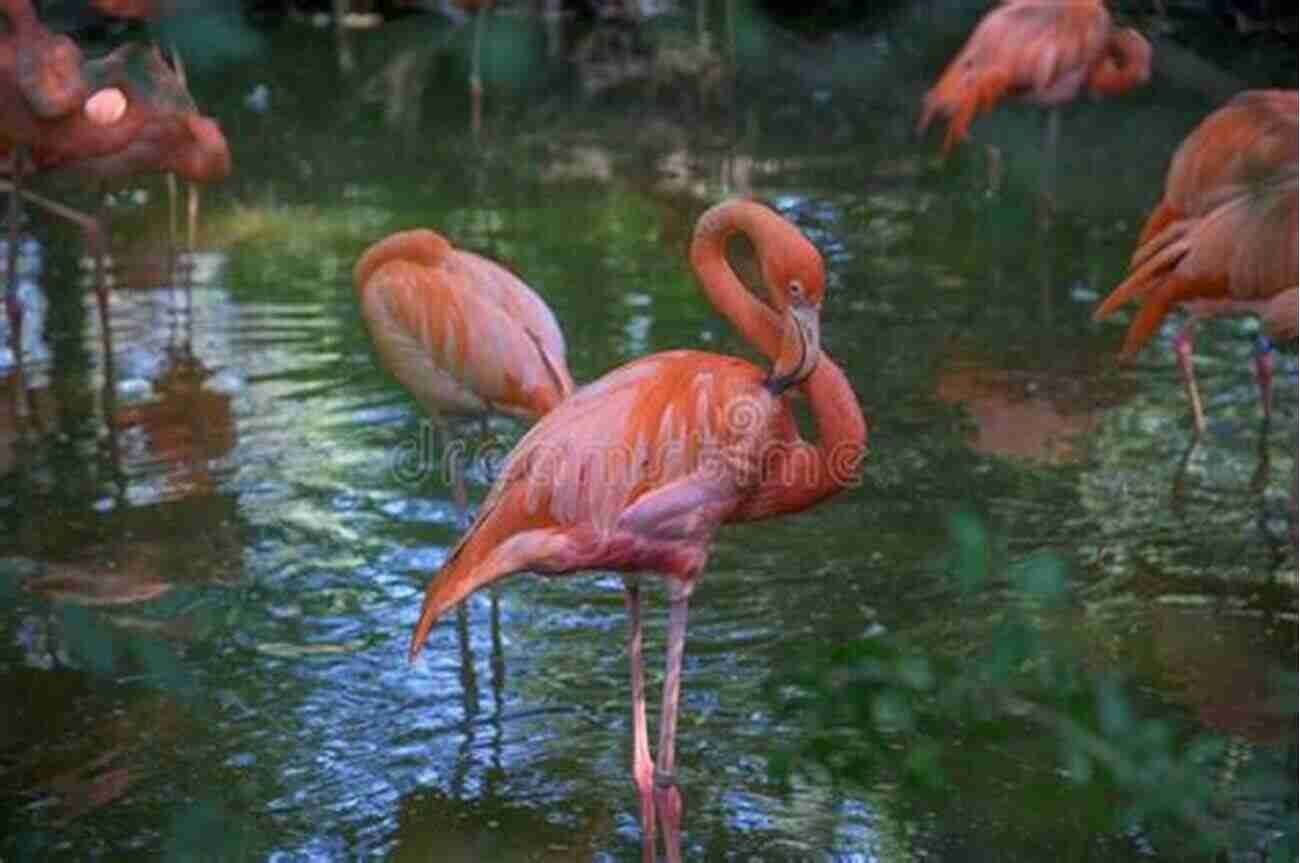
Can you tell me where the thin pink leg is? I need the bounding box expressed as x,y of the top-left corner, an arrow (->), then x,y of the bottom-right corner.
1172,320 -> 1205,435
470,7 -> 487,140
437,421 -> 470,527
1252,336 -> 1273,423
654,578 -> 693,863
5,159 -> 23,371
623,575 -> 656,863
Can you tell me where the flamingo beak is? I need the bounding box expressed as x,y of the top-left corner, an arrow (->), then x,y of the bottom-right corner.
767,299 -> 820,394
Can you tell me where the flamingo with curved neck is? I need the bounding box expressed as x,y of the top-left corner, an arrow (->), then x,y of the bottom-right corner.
406,199 -> 867,863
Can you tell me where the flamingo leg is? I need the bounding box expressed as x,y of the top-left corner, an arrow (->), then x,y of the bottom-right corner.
187,182 -> 199,251
470,5 -> 488,139
1172,320 -> 1206,435
654,578 -> 693,863
623,575 -> 656,863
439,420 -> 470,526
1039,106 -> 1060,225
1,176 -> 109,368
168,172 -> 178,246
5,150 -> 23,369
1252,335 -> 1273,423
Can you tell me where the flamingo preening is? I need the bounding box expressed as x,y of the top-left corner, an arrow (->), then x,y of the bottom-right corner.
405,199 -> 867,862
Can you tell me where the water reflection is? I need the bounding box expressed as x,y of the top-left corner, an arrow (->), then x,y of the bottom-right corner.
392,785 -> 608,862
933,341 -> 1134,464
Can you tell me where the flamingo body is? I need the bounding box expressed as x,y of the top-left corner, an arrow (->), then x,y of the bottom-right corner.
1093,90 -> 1297,354
408,347 -> 844,633
354,228 -> 574,422
405,199 -> 867,863
918,0 -> 1150,154
26,44 -> 231,186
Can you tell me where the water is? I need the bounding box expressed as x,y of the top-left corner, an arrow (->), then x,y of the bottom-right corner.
1,3 -> 1296,860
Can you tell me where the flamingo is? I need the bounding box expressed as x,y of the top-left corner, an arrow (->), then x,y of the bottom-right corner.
442,0 -> 494,138
1092,89 -> 1298,433
405,199 -> 867,863
32,44 -> 232,245
917,0 -> 1151,207
3,42 -> 230,372
353,227 -> 575,514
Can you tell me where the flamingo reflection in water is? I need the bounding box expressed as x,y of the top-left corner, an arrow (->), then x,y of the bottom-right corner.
933,344 -> 1135,465
406,199 -> 867,862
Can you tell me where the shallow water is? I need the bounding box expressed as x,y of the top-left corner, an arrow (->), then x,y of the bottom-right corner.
1,3 -> 1296,860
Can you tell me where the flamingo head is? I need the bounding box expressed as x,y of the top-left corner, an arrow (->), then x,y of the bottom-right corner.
760,220 -> 824,394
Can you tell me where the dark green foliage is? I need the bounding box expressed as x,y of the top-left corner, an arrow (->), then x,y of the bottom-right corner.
766,510 -> 1298,859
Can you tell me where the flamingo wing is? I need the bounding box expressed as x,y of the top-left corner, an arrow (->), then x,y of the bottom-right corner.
1095,90 -> 1299,355
1095,164 -> 1298,356
1140,89 -> 1298,245
458,249 -> 573,396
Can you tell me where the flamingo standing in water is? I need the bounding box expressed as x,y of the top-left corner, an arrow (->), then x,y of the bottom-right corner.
353,228 -> 575,514
4,42 -> 231,372
34,44 -> 233,243
918,0 -> 1150,206
1093,89 -> 1298,432
406,199 -> 867,863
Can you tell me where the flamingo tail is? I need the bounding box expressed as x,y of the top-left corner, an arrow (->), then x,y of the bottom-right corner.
408,489 -> 563,661
918,70 -> 1013,156
1111,275 -> 1228,359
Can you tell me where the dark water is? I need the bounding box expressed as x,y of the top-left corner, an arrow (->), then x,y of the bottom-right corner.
1,3 -> 1296,860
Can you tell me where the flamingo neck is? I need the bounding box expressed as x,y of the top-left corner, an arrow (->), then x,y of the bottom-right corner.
690,200 -> 868,517
688,201 -> 788,367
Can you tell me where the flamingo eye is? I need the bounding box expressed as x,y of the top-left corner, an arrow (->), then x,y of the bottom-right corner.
789,280 -> 803,298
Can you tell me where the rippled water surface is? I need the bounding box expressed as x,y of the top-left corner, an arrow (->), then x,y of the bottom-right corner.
1,3 -> 1296,860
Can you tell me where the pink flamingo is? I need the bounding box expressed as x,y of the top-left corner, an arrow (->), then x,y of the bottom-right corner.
406,199 -> 867,862
353,228 -> 575,512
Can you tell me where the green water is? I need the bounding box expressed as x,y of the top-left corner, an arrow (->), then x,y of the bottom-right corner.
1,2 -> 1295,860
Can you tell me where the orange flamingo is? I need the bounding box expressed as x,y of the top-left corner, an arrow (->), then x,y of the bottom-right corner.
31,44 -> 232,242
3,42 -> 230,371
917,0 -> 1150,169
353,228 -> 575,513
406,199 -> 867,863
1092,89 -> 1298,432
